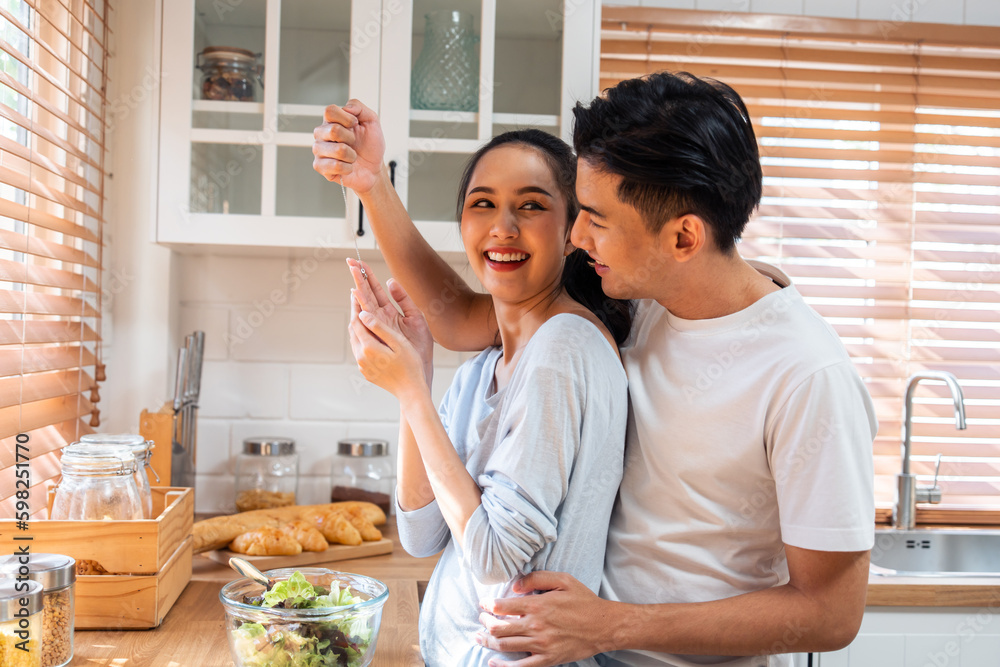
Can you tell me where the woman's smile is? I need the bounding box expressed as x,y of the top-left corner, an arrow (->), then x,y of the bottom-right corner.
485,247 -> 531,272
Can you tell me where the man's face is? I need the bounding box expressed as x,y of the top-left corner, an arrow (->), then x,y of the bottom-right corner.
571,159 -> 672,300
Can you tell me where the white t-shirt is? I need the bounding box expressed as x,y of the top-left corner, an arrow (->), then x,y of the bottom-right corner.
600,262 -> 878,667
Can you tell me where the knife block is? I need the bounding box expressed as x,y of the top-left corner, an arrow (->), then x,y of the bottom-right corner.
140,402 -> 195,488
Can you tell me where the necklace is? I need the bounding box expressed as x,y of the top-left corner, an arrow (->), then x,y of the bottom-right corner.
340,182 -> 366,278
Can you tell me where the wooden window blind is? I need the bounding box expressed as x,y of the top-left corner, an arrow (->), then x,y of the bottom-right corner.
0,0 -> 111,518
601,8 -> 1000,512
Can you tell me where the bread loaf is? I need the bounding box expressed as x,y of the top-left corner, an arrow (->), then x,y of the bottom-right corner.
229,527 -> 302,556
193,501 -> 386,553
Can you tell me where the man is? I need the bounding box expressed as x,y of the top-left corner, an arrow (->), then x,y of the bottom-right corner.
313,71 -> 877,667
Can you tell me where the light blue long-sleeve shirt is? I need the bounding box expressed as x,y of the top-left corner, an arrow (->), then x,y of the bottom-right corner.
397,313 -> 628,667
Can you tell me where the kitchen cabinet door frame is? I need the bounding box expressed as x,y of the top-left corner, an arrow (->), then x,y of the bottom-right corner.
157,0 -> 382,250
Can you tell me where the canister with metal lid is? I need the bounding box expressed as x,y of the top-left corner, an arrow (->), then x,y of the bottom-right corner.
0,578 -> 43,666
0,554 -> 75,667
196,46 -> 262,102
330,439 -> 394,515
235,437 -> 298,512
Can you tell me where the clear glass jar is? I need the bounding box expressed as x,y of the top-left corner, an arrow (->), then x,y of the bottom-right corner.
330,439 -> 394,515
235,437 -> 298,512
80,434 -> 156,519
0,554 -> 74,667
197,46 -> 262,102
50,444 -> 143,521
0,578 -> 43,666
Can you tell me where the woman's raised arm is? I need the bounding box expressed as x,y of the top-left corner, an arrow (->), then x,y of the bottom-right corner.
314,100 -> 497,351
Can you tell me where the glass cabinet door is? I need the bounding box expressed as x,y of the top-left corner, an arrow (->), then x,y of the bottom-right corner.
379,0 -> 598,253
158,0 -> 381,248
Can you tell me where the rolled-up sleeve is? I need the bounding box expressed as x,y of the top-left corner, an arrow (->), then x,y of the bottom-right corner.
460,361 -> 583,585
396,496 -> 451,558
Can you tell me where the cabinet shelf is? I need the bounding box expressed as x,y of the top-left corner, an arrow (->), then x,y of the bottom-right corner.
409,109 -> 559,127
192,100 -> 264,114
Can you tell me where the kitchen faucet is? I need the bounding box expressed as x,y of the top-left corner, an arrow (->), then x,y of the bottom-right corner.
893,371 -> 967,530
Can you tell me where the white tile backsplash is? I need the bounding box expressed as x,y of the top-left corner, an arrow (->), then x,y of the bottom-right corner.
229,308 -> 346,363
178,305 -> 229,360
179,254 -> 290,305
199,361 -> 289,419
289,364 -> 400,422
195,418 -> 232,475
857,0 -> 907,21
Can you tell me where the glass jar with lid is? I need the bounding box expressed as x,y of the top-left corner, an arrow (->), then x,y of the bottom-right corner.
330,439 -> 394,515
79,434 -> 157,519
235,437 -> 298,512
50,444 -> 143,521
0,554 -> 75,667
0,578 -> 43,666
197,46 -> 262,102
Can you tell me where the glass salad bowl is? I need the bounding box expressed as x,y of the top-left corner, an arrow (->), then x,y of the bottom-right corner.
220,567 -> 389,667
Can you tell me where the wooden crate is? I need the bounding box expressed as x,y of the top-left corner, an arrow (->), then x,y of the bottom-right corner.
74,536 -> 192,629
0,487 -> 194,629
10,486 -> 194,574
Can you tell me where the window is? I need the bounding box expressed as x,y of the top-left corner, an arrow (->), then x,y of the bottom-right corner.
0,0 -> 111,518
601,8 -> 1000,513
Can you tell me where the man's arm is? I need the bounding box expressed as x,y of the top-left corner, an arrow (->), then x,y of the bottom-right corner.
314,101 -> 497,350
478,545 -> 870,667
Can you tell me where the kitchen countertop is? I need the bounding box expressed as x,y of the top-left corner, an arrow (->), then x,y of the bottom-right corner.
71,519 -> 1000,665
72,519 -> 436,666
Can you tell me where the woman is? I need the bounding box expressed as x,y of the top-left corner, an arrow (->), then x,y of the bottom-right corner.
328,118 -> 630,665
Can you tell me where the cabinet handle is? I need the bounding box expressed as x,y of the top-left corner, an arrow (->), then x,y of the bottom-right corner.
389,160 -> 397,187
357,201 -> 365,237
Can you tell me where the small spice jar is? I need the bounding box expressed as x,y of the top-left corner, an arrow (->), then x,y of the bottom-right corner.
0,578 -> 43,666
50,444 -> 143,521
196,46 -> 262,102
235,437 -> 298,512
330,439 -> 394,515
0,554 -> 74,667
80,434 -> 157,519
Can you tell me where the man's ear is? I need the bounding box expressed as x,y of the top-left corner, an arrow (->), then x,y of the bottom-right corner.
660,214 -> 707,263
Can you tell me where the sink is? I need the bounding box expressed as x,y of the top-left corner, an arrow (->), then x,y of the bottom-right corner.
870,528 -> 1000,577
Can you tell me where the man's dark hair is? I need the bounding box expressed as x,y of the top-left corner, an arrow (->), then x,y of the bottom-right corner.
573,71 -> 763,252
456,129 -> 633,345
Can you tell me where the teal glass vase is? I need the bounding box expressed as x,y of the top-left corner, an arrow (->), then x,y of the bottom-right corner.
411,11 -> 480,112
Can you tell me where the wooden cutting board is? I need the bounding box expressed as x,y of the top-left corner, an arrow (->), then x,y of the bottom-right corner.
203,537 -> 393,570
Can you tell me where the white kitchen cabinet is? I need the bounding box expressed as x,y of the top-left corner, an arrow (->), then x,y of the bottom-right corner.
378,0 -> 600,253
816,607 -> 1000,667
156,0 -> 599,251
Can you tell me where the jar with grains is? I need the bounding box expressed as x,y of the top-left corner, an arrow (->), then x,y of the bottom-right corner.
196,46 -> 262,102
330,439 -> 394,515
235,437 -> 298,512
0,578 -> 43,667
80,433 -> 157,519
50,444 -> 143,521
0,554 -> 75,667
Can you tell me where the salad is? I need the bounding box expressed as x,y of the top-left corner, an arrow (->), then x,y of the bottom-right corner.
229,571 -> 374,667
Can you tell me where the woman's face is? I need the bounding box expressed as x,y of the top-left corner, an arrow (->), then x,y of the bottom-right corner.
460,144 -> 572,307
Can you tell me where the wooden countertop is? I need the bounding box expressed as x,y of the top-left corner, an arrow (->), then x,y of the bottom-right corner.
70,518 -> 1000,665
72,519 -> 437,667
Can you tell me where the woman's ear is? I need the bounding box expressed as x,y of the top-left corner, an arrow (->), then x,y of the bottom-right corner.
563,225 -> 575,257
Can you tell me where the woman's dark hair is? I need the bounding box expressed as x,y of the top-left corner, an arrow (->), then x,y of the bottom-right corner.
456,129 -> 633,346
573,71 -> 763,253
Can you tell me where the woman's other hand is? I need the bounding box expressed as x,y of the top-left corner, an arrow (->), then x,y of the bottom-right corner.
348,260 -> 434,397
313,99 -> 385,194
